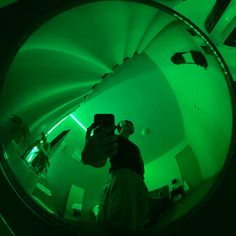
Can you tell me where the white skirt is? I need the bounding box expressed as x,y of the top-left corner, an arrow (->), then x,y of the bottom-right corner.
96,168 -> 149,231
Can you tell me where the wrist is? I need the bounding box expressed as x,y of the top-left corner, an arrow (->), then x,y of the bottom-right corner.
81,150 -> 88,164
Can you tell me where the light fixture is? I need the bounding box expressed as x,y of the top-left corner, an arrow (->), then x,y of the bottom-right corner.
70,114 -> 87,132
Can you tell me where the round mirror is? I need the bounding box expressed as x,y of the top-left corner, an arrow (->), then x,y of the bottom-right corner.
0,0 -> 235,235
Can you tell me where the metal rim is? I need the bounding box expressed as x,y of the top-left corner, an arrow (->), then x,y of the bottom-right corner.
0,0 -> 236,235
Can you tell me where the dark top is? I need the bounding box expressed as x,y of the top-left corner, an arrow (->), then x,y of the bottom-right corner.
109,136 -> 145,179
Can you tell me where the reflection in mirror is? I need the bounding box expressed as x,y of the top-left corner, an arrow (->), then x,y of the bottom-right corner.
0,0 -> 233,234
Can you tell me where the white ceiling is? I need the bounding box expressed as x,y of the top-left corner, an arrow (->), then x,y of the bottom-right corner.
73,52 -> 184,164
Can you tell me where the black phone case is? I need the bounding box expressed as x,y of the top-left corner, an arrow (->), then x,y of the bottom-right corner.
94,114 -> 115,136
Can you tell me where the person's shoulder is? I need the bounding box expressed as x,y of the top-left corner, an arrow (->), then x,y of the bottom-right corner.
134,144 -> 140,152
128,139 -> 140,150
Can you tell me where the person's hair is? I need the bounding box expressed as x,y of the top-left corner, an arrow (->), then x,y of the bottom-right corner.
117,120 -> 134,135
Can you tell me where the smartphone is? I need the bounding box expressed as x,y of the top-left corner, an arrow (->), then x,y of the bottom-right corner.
94,114 -> 115,136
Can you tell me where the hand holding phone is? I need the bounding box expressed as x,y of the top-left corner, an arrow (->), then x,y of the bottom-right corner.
82,125 -> 119,167
82,114 -> 118,167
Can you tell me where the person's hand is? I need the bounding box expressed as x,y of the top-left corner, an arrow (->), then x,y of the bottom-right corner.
85,123 -> 96,141
81,125 -> 119,165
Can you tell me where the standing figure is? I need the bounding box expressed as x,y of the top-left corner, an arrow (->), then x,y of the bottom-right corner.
81,120 -> 149,234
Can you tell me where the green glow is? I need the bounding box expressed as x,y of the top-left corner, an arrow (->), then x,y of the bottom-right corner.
173,13 -> 229,77
93,205 -> 99,217
26,146 -> 39,163
25,114 -> 86,164
0,0 -> 17,8
2,1 -> 233,222
47,115 -> 69,135
70,114 -> 87,131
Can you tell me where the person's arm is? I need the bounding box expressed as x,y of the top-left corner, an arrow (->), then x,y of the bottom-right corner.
81,125 -> 118,168
81,147 -> 107,167
82,123 -> 106,167
91,159 -> 107,168
85,123 -> 96,141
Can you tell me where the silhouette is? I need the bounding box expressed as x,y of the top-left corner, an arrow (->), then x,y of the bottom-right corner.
81,120 -> 149,233
171,50 -> 208,69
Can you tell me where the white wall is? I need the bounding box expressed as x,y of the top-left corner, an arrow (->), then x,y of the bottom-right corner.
144,140 -> 185,192
145,20 -> 233,180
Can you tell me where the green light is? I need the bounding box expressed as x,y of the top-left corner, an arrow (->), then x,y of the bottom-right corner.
47,115 -> 69,135
0,0 -> 17,8
26,146 -> 39,163
172,12 -> 230,77
70,114 -> 87,131
4,151 -> 9,160
93,205 -> 99,217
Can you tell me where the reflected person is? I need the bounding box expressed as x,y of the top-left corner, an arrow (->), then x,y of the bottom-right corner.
81,120 -> 149,232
